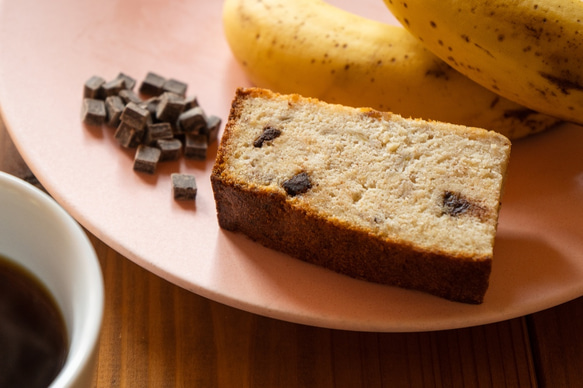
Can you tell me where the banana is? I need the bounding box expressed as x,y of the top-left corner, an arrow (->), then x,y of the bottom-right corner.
382,0 -> 583,125
222,0 -> 563,139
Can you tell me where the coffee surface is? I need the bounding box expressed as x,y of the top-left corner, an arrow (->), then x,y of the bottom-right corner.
0,255 -> 68,388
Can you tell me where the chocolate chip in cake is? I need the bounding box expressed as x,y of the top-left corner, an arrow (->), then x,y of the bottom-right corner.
83,75 -> 105,99
139,72 -> 166,96
282,172 -> 312,196
171,173 -> 197,201
133,145 -> 161,174
81,98 -> 106,126
253,126 -> 282,148
442,191 -> 486,219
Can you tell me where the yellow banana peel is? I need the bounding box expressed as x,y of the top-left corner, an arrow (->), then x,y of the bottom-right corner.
222,0 -> 563,139
383,0 -> 583,125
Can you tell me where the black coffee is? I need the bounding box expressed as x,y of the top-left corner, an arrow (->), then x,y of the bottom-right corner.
0,255 -> 68,388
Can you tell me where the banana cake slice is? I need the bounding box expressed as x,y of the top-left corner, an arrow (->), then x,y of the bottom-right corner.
211,87 -> 511,303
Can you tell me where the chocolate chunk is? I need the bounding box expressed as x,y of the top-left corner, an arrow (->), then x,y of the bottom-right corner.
442,191 -> 486,219
105,95 -> 125,127
139,72 -> 166,96
118,89 -> 142,105
184,133 -> 208,160
115,72 -> 136,90
156,92 -> 186,126
81,98 -> 106,126
114,122 -> 138,148
205,115 -> 222,144
184,95 -> 199,110
177,106 -> 208,134
102,77 -> 126,97
163,78 -> 188,97
145,122 -> 174,145
133,145 -> 161,174
83,75 -> 105,99
156,138 -> 182,161
253,126 -> 281,147
443,191 -> 470,216
140,97 -> 161,119
120,102 -> 150,130
171,173 -> 197,201
282,172 -> 312,196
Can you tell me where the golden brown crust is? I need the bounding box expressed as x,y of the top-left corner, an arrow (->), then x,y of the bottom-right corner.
211,87 -> 501,304
210,173 -> 491,304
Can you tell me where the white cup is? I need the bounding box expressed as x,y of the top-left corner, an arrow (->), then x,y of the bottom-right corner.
0,171 -> 104,387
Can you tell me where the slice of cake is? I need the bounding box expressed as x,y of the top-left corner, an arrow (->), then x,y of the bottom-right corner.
211,87 -> 511,303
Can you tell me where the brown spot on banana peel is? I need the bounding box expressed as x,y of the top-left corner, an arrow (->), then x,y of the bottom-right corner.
539,72 -> 583,94
503,108 -> 539,121
524,23 -> 544,40
502,108 -> 564,134
472,43 -> 496,59
424,61 -> 454,80
490,96 -> 500,109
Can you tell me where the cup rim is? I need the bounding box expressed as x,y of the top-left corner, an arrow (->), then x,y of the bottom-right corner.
0,171 -> 104,388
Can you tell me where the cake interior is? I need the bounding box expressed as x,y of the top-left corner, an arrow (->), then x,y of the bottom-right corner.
220,93 -> 510,259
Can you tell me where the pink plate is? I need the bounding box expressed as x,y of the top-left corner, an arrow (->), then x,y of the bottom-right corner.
1,0 -> 582,332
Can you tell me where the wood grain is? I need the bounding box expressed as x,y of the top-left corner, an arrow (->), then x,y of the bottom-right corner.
2,115 -> 580,387
90,236 -> 538,388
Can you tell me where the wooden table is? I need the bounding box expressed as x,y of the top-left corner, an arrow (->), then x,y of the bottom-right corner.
1,118 -> 581,387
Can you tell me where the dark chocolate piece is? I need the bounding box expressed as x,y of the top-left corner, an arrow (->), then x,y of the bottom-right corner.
253,126 -> 282,147
102,77 -> 126,97
140,97 -> 161,119
81,98 -> 106,126
163,78 -> 188,97
115,72 -> 136,90
156,92 -> 186,126
120,102 -> 150,130
131,124 -> 147,147
177,106 -> 208,134
205,115 -> 222,144
442,191 -> 487,220
145,122 -> 174,145
184,95 -> 199,110
139,72 -> 166,96
133,145 -> 161,174
105,95 -> 125,127
118,89 -> 142,105
282,172 -> 312,196
156,139 -> 183,161
83,75 -> 105,99
184,133 -> 208,160
114,122 -> 137,148
171,173 -> 197,201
